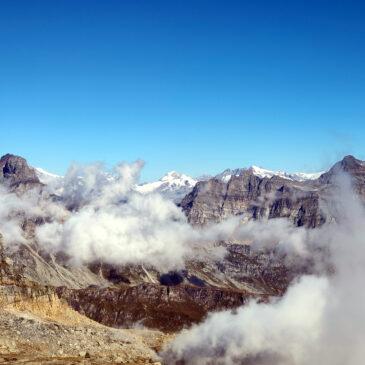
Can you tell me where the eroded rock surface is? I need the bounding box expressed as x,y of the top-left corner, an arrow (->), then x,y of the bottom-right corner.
0,154 -> 41,190
181,155 -> 365,227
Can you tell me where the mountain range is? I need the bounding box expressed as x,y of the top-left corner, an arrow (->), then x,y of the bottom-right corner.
35,162 -> 324,203
0,152 -> 364,363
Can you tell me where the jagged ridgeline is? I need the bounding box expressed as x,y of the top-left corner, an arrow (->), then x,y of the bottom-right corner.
181,155 -> 365,227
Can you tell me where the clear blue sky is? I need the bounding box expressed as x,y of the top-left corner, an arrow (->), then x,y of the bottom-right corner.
1,0 -> 365,181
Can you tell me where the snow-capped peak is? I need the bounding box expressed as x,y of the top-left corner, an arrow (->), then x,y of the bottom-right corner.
35,167 -> 63,184
216,165 -> 325,183
35,166 -> 197,203
249,165 -> 284,179
160,171 -> 197,187
285,171 -> 325,181
249,166 -> 324,181
135,171 -> 197,202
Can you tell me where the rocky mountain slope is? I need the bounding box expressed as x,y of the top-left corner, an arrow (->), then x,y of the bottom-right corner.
0,282 -> 167,364
181,156 -> 364,227
0,152 -> 364,364
0,154 -> 41,191
181,173 -> 324,227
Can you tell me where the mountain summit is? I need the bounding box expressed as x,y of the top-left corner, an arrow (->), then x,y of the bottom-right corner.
0,153 -> 40,188
136,171 -> 197,202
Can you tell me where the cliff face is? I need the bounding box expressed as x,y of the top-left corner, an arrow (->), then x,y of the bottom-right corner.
181,174 -> 324,227
181,156 -> 365,228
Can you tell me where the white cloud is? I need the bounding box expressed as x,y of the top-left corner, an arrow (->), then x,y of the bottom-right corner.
163,172 -> 365,365
36,161 -> 230,270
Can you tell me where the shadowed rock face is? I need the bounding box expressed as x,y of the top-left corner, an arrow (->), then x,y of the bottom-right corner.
181,155 -> 365,228
0,154 -> 40,189
180,173 -> 324,227
56,283 -> 261,332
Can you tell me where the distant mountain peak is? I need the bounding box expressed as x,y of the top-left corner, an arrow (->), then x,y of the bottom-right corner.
318,154 -> 365,184
136,171 -> 197,203
160,171 -> 196,185
340,155 -> 363,168
0,153 -> 40,187
215,165 -> 324,183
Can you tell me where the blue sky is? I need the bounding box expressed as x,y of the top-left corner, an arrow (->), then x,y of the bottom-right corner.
1,0 -> 365,181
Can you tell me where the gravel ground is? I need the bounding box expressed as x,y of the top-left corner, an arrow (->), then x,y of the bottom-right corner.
0,302 -> 169,364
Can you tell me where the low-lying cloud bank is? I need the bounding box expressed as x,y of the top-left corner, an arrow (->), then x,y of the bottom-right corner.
36,161 -> 234,270
0,184 -> 67,247
162,173 -> 365,364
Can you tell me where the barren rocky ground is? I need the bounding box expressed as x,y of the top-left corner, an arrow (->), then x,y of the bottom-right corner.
0,290 -> 169,364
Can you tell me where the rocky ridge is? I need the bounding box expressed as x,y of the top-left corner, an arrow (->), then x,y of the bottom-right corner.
181,156 -> 365,227
0,154 -> 41,191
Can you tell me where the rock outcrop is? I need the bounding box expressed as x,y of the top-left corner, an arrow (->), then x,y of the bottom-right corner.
0,154 -> 41,189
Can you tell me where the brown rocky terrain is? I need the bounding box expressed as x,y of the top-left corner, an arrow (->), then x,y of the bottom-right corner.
0,153 -> 364,364
57,282 -> 258,333
0,286 -> 168,364
1,241 -> 168,364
